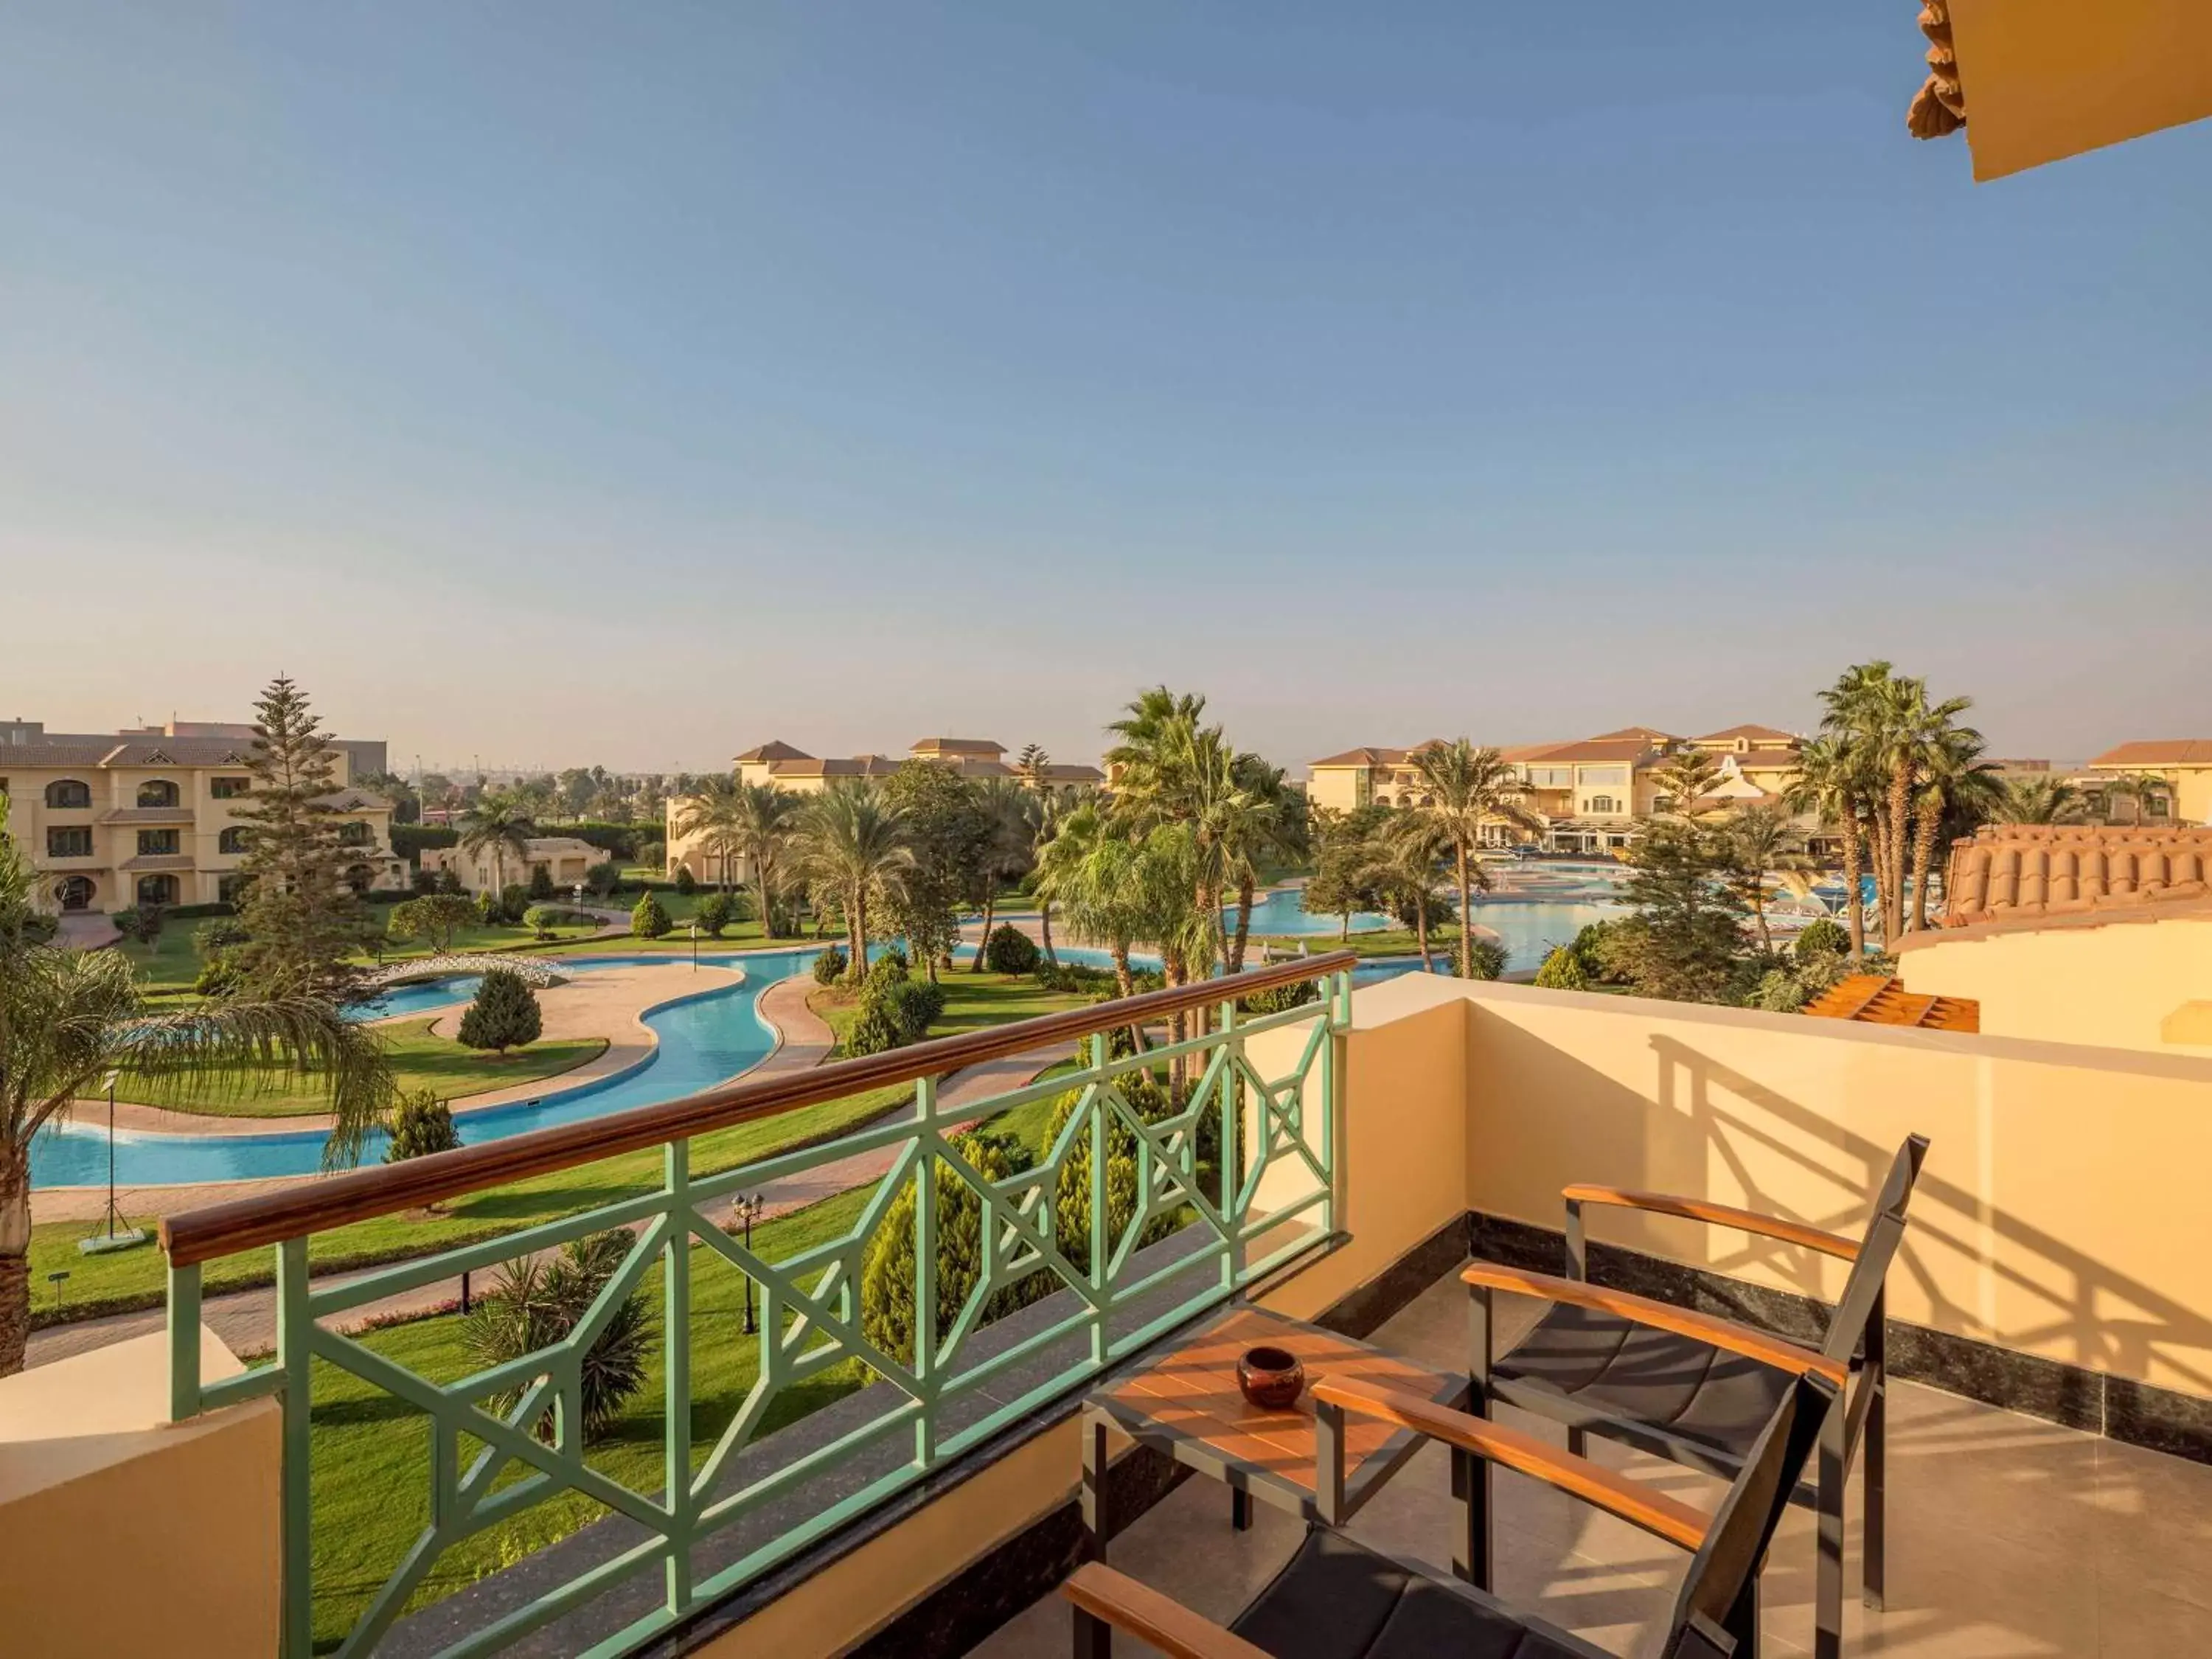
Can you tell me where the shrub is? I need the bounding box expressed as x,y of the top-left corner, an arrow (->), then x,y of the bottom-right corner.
695,891 -> 738,939
1534,945 -> 1589,991
1047,1076 -> 1187,1267
1794,918 -> 1851,963
500,883 -> 532,924
526,866 -> 556,902
385,1089 -> 462,1162
473,889 -> 505,926
194,953 -> 243,998
462,1231 -> 653,1442
630,890 -> 672,939
811,946 -> 848,984
583,859 -> 622,898
391,892 -> 480,953
1033,961 -> 1114,995
982,923 -> 1041,976
523,905 -> 565,942
437,867 -> 465,896
1455,937 -> 1509,981
456,968 -> 543,1054
1747,969 -> 1812,1014
843,998 -> 905,1058
672,866 -> 697,896
878,977 -> 945,1044
109,905 -> 164,945
15,912 -> 58,945
194,917 -> 251,954
858,1130 -> 1037,1369
1571,919 -> 1623,982
1238,978 -> 1319,1015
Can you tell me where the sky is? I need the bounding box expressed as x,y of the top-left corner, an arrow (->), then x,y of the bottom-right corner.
3,4 -> 2207,776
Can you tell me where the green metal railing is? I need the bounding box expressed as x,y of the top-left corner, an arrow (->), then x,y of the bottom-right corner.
162,955 -> 1353,1658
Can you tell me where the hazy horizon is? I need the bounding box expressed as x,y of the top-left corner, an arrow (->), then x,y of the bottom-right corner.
5,5 -> 2207,774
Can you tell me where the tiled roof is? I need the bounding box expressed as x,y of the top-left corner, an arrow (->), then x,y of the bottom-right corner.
119,853 -> 196,872
101,739 -> 257,766
1697,724 -> 1799,744
0,741 -> 120,767
910,737 -> 1004,756
2088,740 -> 2212,769
768,757 -> 902,778
1586,726 -> 1677,743
734,740 -> 813,765
1512,737 -> 1663,765
1308,746 -> 1406,768
1733,748 -> 1806,770
1040,763 -> 1105,782
315,790 -> 392,812
1806,975 -> 1980,1033
1936,825 -> 2212,935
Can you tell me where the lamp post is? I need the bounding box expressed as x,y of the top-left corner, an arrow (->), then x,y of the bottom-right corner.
732,1193 -> 766,1334
689,919 -> 698,971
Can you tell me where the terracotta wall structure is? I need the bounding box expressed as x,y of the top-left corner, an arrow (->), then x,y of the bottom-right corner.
1941,824 -> 2212,929
1899,911 -> 2212,1053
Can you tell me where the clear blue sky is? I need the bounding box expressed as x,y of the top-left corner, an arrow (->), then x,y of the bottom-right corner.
4,4 -> 2206,773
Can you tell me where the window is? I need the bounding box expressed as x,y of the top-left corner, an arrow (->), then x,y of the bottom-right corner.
210,776 -> 252,799
344,863 -> 375,895
137,829 -> 180,856
47,827 -> 93,858
1588,795 -> 1618,814
339,821 -> 372,846
218,827 -> 250,855
1581,766 -> 1630,787
2148,796 -> 2172,818
136,779 -> 180,808
136,873 -> 179,906
1652,794 -> 1676,813
44,779 -> 91,810
218,873 -> 251,905
1526,767 -> 1573,789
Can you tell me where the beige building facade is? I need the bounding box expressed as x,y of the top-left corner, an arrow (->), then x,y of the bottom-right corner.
0,729 -> 402,914
2085,740 -> 2211,826
420,835 -> 605,896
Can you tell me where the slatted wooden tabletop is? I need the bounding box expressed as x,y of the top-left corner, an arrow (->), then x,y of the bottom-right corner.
1093,1304 -> 1457,1497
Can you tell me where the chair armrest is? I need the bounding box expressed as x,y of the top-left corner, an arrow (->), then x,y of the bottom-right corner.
1062,1562 -> 1272,1659
1462,1262 -> 1849,1386
1312,1376 -> 1711,1551
1564,1183 -> 1860,1262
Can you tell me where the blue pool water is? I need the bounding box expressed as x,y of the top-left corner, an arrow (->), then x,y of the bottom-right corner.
349,975 -> 484,1020
1234,888 -> 1391,935
30,950 -> 824,1189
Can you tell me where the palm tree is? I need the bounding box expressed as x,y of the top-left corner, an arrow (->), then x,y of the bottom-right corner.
1222,755 -> 1307,975
1819,664 -> 1975,946
2099,771 -> 2168,829
1787,734 -> 1872,958
1649,747 -> 1726,818
0,803 -> 394,1373
969,780 -> 1040,972
1724,801 -> 1808,956
1910,727 -> 2002,931
1410,740 -> 1545,978
458,792 -> 536,896
794,784 -> 913,980
669,776 -> 748,892
1035,804 -> 1150,998
727,782 -> 801,936
1990,773 -> 2085,826
1364,813 -> 1452,971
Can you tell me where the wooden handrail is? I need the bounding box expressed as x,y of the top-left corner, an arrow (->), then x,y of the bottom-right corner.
161,950 -> 1355,1266
1564,1184 -> 1863,1262
1062,1563 -> 1272,1659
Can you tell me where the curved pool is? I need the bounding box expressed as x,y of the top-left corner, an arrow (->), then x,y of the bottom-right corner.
30,950 -> 824,1189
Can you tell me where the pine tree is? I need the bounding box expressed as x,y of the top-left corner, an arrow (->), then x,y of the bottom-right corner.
456,969 -> 542,1054
229,675 -> 368,1001
630,890 -> 672,939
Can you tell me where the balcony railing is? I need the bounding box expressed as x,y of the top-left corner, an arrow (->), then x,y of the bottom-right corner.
161,952 -> 1354,1658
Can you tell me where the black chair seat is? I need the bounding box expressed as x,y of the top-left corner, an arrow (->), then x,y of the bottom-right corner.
1493,1302 -> 1801,1468
1230,1528 -> 1590,1659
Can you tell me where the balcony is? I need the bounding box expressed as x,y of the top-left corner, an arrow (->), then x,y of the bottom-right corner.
7,961 -> 2212,1657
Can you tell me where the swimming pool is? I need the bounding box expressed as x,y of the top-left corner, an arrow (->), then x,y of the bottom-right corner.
349,975 -> 485,1020
29,950 -> 824,1189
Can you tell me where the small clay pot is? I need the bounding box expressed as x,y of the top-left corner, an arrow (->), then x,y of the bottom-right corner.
1237,1345 -> 1306,1411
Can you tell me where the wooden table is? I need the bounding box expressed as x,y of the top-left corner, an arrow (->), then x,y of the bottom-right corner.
1081,1304 -> 1470,1557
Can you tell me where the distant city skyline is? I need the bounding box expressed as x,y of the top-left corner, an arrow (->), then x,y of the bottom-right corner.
4,5 -> 2206,773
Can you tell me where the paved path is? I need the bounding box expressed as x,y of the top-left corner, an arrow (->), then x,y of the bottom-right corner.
25,977 -> 1072,1370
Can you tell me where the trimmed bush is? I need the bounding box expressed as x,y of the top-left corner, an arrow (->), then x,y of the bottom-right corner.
583,859 -> 623,898
843,998 -> 905,1058
526,866 -> 556,902
695,891 -> 739,938
1033,961 -> 1116,995
385,1089 -> 462,1162
109,905 -> 164,945
811,946 -> 848,984
1534,945 -> 1590,991
456,968 -> 542,1054
1047,1075 -> 1188,1267
672,866 -> 697,896
1238,978 -> 1319,1015
879,977 -> 945,1044
1794,918 -> 1851,962
982,923 -> 1042,976
630,890 -> 672,939
462,1231 -> 652,1442
524,905 -> 564,942
194,917 -> 251,954
1571,919 -> 1622,982
858,1130 -> 1037,1370
194,953 -> 243,998
1455,937 -> 1509,981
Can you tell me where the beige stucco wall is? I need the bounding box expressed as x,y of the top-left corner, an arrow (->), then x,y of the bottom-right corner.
0,1327 -> 279,1658
1898,913 -> 2212,1054
1440,977 -> 2212,1397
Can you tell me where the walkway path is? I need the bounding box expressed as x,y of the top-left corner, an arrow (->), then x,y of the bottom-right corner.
26,974 -> 1074,1370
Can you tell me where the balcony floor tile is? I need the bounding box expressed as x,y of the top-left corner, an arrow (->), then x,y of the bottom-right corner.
970,1270 -> 2212,1658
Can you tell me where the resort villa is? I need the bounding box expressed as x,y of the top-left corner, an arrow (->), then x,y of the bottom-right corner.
1308,724 -> 1815,852
419,835 -> 606,896
0,717 -> 403,913
2084,740 -> 2212,824
664,737 -> 1105,884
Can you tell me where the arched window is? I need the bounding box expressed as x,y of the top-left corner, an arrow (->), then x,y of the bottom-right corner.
44,779 -> 91,810
136,873 -> 179,906
137,779 -> 180,808
219,827 -> 250,855
344,863 -> 374,895
338,821 -> 372,846
1589,795 -> 1617,814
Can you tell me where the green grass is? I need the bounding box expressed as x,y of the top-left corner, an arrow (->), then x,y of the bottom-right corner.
111,1018 -> 609,1119
305,1186 -> 872,1651
1248,927 -> 1444,960
807,966 -> 1093,1054
121,915 -> 610,999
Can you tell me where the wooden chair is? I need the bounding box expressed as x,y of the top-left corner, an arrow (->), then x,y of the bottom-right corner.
1463,1135 -> 1930,1659
1063,1368 -> 1837,1659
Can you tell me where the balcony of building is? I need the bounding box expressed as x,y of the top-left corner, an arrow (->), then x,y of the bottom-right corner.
6,954 -> 2210,1658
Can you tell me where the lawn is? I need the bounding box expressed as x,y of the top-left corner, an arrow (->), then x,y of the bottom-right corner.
1248,926 -> 1445,961
120,914 -> 610,999
806,964 -> 1095,1054
305,1185 -> 873,1651
111,1017 -> 609,1119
